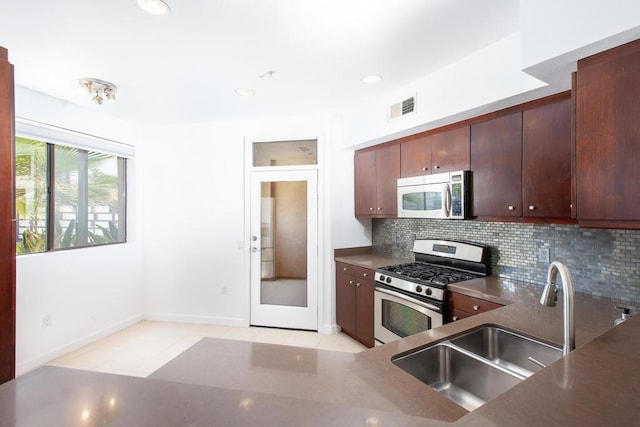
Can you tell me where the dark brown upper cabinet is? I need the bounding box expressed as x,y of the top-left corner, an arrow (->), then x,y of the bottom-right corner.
471,112 -> 523,218
354,144 -> 400,217
522,98 -> 572,218
576,38 -> 640,228
400,126 -> 470,178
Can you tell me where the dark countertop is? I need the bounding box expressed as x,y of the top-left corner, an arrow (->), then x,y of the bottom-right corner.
334,251 -> 637,424
0,252 -> 636,426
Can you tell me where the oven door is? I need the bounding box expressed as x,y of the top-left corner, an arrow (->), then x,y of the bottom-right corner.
374,287 -> 444,345
397,182 -> 451,219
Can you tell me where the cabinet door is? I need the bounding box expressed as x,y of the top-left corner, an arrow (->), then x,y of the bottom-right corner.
0,46 -> 15,384
576,41 -> 640,221
336,270 -> 356,336
400,135 -> 431,177
431,126 -> 470,173
355,279 -> 374,348
522,98 -> 572,218
374,144 -> 400,216
471,112 -> 523,217
354,150 -> 376,216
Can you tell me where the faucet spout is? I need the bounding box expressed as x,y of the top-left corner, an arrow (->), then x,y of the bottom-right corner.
539,261 -> 575,356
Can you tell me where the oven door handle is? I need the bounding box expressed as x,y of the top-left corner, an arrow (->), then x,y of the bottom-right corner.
375,286 -> 441,312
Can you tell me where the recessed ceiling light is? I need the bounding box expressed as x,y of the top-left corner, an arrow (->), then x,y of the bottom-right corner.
137,0 -> 170,16
235,88 -> 255,96
362,74 -> 382,84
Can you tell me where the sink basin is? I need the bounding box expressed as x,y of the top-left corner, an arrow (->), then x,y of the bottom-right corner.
450,326 -> 563,377
392,343 -> 523,411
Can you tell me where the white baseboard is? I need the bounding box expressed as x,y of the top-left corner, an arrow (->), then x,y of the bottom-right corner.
318,323 -> 341,334
16,314 -> 143,376
142,312 -> 246,327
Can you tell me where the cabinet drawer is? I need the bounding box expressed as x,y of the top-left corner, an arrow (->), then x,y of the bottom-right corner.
449,292 -> 502,315
450,309 -> 473,322
336,262 -> 374,281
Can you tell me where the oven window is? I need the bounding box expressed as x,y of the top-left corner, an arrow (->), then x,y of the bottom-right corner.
402,192 -> 442,211
381,299 -> 432,338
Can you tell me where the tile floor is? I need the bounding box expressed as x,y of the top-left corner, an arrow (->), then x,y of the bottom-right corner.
47,321 -> 367,378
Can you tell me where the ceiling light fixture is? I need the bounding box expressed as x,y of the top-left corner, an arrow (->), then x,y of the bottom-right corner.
79,78 -> 117,105
362,74 -> 382,84
235,88 -> 255,96
137,0 -> 170,16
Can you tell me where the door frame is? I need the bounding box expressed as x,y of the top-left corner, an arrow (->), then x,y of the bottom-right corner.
242,133 -> 324,330
249,169 -> 318,330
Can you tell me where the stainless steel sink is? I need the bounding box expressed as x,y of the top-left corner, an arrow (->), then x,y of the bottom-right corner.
392,325 -> 563,411
392,343 -> 523,411
450,326 -> 562,377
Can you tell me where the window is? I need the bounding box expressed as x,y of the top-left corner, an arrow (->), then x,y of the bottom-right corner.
15,134 -> 127,254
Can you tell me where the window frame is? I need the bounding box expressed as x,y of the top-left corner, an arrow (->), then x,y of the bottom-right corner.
15,119 -> 131,254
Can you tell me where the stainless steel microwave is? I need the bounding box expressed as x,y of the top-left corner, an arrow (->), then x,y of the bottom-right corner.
397,170 -> 471,219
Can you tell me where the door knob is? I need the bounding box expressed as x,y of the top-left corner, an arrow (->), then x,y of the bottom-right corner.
251,247 -> 260,253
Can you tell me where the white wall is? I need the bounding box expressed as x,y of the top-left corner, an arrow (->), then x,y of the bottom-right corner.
137,113 -> 365,333
343,33 -> 547,148
520,0 -> 640,71
14,86 -> 144,374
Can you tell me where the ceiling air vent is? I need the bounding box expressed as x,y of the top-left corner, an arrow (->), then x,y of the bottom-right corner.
389,96 -> 416,121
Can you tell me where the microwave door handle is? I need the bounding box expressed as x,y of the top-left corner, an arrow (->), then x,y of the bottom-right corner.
444,184 -> 452,217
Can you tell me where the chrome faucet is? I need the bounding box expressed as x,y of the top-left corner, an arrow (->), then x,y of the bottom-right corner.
539,261 -> 575,356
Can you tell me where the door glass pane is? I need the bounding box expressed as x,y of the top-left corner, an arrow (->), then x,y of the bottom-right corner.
253,140 -> 317,166
382,299 -> 431,338
260,180 -> 308,307
15,137 -> 48,254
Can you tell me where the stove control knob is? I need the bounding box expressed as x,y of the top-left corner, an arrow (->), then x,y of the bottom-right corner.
379,275 -> 385,282
386,277 -> 392,284
425,288 -> 433,296
415,285 -> 422,293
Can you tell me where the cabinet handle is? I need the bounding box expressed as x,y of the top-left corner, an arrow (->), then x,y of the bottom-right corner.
343,267 -> 348,271
508,205 -> 515,211
349,280 -> 354,285
377,207 -> 382,211
473,305 -> 480,311
529,205 -> 535,211
422,167 -> 428,171
356,282 -> 361,287
452,316 -> 458,321
363,273 -> 368,277
369,207 -> 374,211
434,165 -> 440,169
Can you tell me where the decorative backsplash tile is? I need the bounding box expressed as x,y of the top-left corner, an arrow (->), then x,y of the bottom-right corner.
372,218 -> 640,304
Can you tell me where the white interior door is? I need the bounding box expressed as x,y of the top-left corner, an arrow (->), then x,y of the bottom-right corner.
250,170 -> 318,330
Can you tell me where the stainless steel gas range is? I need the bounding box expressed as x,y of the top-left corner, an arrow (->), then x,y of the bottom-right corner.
374,239 -> 489,345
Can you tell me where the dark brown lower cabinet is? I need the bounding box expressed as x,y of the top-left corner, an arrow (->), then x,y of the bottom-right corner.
448,292 -> 503,323
336,262 -> 374,348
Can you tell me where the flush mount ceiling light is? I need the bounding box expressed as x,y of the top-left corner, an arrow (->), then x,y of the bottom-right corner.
362,74 -> 382,84
235,88 -> 255,96
137,0 -> 170,15
79,78 -> 117,105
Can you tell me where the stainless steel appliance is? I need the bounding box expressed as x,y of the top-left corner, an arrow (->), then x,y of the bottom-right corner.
397,170 -> 471,219
374,239 -> 489,345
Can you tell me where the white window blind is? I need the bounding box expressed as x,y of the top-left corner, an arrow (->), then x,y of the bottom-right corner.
16,117 -> 135,158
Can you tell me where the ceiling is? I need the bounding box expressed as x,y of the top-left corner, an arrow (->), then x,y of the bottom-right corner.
0,0 -> 520,125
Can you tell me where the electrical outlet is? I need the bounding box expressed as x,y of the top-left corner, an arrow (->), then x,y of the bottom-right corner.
392,232 -> 398,243
538,247 -> 550,263
42,315 -> 52,328
222,286 -> 228,295
409,233 -> 416,242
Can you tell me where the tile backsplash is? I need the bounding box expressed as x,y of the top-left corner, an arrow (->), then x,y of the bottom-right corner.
372,219 -> 640,304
